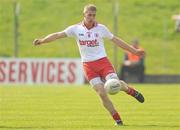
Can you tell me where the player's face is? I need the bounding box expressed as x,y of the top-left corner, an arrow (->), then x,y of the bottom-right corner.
84,10 -> 96,24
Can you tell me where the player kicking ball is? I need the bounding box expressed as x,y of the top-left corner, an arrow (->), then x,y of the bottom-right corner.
33,4 -> 145,125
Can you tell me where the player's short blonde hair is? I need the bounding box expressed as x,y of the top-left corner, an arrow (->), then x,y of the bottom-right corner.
83,4 -> 97,14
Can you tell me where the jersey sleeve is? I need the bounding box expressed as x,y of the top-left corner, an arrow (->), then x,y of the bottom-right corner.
63,25 -> 76,37
101,25 -> 114,40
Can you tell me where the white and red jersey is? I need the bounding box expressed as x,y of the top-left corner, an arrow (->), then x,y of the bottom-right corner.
63,22 -> 114,62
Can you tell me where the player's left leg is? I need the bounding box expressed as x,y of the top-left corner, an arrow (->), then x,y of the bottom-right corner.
106,73 -> 145,103
120,80 -> 145,103
100,57 -> 145,103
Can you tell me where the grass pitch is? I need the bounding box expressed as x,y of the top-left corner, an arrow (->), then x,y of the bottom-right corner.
0,84 -> 180,130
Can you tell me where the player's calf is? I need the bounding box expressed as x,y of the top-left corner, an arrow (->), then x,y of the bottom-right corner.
126,86 -> 145,103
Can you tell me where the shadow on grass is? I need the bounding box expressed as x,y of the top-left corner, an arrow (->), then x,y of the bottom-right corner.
124,124 -> 180,128
0,126 -> 52,129
1,124 -> 180,129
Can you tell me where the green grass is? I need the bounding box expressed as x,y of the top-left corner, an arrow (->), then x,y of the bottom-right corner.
0,0 -> 180,74
0,84 -> 180,130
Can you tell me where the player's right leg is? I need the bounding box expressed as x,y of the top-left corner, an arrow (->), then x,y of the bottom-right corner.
90,78 -> 123,125
83,59 -> 123,125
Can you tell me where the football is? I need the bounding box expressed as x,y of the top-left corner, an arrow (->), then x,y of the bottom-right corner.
104,79 -> 121,95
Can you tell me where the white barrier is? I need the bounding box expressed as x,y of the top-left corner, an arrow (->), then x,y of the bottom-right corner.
0,58 -> 84,85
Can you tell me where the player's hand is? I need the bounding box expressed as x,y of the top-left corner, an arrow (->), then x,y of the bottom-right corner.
33,39 -> 42,46
135,49 -> 145,57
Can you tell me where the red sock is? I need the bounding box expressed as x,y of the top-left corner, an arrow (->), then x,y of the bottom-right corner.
127,87 -> 136,97
112,112 -> 122,123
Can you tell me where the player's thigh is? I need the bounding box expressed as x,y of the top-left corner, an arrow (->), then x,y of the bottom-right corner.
83,63 -> 99,81
100,59 -> 117,79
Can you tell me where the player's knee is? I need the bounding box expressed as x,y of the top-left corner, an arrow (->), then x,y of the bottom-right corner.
105,73 -> 119,80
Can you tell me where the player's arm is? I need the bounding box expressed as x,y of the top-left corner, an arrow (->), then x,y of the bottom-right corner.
111,36 -> 145,57
33,31 -> 67,45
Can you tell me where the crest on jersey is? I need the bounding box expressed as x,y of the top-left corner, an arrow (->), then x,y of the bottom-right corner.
95,33 -> 99,38
87,32 -> 91,38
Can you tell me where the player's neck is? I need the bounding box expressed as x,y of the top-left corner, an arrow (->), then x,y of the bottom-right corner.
83,20 -> 95,30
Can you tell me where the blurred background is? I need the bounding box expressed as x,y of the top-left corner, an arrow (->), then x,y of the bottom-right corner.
0,0 -> 180,83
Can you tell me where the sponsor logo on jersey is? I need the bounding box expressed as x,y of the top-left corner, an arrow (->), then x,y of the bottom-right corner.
79,39 -> 99,47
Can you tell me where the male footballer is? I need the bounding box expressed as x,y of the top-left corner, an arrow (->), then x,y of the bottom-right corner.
33,4 -> 145,125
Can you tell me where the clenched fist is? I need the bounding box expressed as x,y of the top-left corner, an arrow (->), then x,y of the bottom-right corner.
135,49 -> 145,57
33,39 -> 42,45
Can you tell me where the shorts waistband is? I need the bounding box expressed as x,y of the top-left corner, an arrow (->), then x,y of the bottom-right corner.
83,57 -> 107,63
